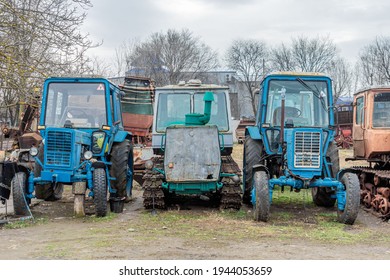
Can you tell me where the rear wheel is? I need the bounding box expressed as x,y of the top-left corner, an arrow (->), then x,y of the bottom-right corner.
312,142 -> 339,207
35,183 -> 63,201
33,144 -> 44,178
11,172 -> 30,216
311,187 -> 335,208
33,144 -> 63,201
337,172 -> 360,225
93,168 -> 107,217
243,136 -> 263,204
110,140 -> 133,199
253,171 -> 270,222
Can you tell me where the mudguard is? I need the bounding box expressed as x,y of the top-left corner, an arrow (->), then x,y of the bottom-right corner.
113,130 -> 132,143
246,126 -> 262,140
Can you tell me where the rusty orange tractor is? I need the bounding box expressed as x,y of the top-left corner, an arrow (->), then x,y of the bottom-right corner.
346,86 -> 390,219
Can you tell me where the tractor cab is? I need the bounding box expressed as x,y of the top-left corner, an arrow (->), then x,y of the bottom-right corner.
259,73 -> 332,156
152,80 -> 232,154
42,80 -> 117,131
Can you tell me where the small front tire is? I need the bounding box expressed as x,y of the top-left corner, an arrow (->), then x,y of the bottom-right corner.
337,172 -> 360,225
11,172 -> 30,216
253,171 -> 270,222
93,168 -> 107,217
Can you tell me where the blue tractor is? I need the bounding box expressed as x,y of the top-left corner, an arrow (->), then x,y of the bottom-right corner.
11,77 -> 133,217
243,72 -> 360,224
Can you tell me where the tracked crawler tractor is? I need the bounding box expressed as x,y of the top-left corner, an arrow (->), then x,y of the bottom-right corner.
243,72 -> 360,224
346,86 -> 390,220
142,80 -> 242,210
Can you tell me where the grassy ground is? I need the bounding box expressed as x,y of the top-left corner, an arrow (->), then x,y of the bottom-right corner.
1,145 -> 389,260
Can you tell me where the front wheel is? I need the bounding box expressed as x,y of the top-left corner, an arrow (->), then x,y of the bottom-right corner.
252,171 -> 270,222
93,168 -> 107,217
337,172 -> 360,225
11,172 -> 30,216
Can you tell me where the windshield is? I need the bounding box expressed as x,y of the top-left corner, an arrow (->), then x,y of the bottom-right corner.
373,92 -> 390,128
121,88 -> 153,115
156,90 -> 229,132
265,79 -> 330,128
44,82 -> 107,128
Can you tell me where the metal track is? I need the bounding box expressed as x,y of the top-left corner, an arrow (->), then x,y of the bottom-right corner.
352,166 -> 390,220
220,155 -> 242,210
142,158 -> 165,209
142,155 -> 243,210
352,166 -> 390,179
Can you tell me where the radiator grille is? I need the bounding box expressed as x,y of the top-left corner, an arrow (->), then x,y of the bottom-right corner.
45,131 -> 72,167
294,131 -> 321,168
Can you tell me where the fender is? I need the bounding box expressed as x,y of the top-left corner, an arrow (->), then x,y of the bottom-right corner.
92,161 -> 106,169
113,130 -> 132,143
252,164 -> 269,174
336,168 -> 359,181
246,126 -> 262,140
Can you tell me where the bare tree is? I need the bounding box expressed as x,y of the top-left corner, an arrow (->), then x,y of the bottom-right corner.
113,39 -> 140,77
0,0 -> 98,125
358,36 -> 390,86
225,39 -> 268,116
129,29 -> 219,85
328,57 -> 353,102
271,35 -> 337,73
270,43 -> 295,71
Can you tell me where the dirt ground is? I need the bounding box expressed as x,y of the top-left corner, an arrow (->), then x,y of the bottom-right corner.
0,147 -> 389,260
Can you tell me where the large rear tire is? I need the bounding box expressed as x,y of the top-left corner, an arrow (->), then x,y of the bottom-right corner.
110,139 -> 133,199
93,168 -> 107,217
33,144 -> 63,201
35,183 -> 63,201
312,142 -> 339,207
337,172 -> 360,225
253,171 -> 270,222
311,187 -> 335,208
11,172 -> 30,216
243,136 -> 263,204
33,144 -> 44,178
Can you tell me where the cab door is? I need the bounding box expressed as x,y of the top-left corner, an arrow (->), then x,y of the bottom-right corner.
353,92 -> 365,157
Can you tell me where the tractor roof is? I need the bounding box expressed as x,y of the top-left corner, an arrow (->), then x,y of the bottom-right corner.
266,71 -> 329,78
354,85 -> 390,96
156,79 -> 229,91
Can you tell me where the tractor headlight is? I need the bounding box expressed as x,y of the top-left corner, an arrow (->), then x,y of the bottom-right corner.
29,147 -> 39,157
84,150 -> 93,160
92,131 -> 106,154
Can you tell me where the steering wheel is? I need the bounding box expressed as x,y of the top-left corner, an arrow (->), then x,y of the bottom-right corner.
285,107 -> 302,117
67,108 -> 88,118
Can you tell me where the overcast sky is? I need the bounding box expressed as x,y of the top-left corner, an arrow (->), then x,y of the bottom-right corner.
82,0 -> 390,72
